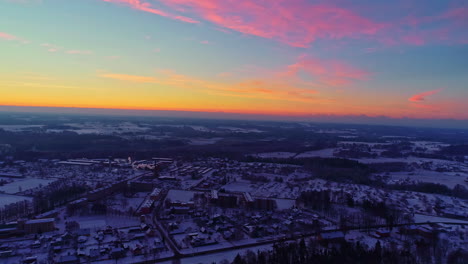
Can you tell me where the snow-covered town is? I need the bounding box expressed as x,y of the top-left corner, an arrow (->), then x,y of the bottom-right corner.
0,115 -> 467,263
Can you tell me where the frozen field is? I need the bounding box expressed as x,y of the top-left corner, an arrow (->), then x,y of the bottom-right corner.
0,125 -> 44,131
338,141 -> 391,147
389,170 -> 468,188
189,137 -> 223,145
218,126 -> 264,133
58,122 -> 150,135
158,243 -> 274,264
354,156 -> 458,164
166,189 -> 196,203
410,141 -> 450,152
58,215 -> 140,231
0,193 -> 32,207
414,214 -> 468,224
0,178 -> 55,194
295,148 -> 336,158
222,182 -> 257,193
255,152 -> 296,159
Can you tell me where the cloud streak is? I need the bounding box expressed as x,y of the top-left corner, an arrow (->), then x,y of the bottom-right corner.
409,89 -> 442,102
158,0 -> 381,47
0,32 -> 18,40
102,0 -> 199,23
99,70 -> 322,103
100,1 -> 468,47
282,55 -> 371,86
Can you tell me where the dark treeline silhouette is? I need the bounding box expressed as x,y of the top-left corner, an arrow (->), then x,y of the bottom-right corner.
228,239 -> 418,264
388,182 -> 468,199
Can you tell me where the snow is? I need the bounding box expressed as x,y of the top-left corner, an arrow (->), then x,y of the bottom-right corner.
222,182 -> 256,193
157,243 -> 274,264
295,148 -> 336,158
58,216 -> 140,232
0,193 -> 32,207
218,126 -> 264,133
166,190 -> 196,203
338,141 -> 391,147
410,141 -> 450,153
189,138 -> 223,145
353,156 -> 456,164
61,122 -> 150,135
0,125 -> 44,131
274,198 -> 296,210
388,170 -> 468,188
189,125 -> 212,132
0,178 -> 55,194
413,214 -> 468,224
254,152 -> 296,159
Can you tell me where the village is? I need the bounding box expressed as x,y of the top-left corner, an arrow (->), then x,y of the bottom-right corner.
0,151 -> 466,263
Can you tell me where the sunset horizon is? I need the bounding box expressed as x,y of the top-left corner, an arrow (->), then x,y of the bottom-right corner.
1,0 -> 467,121
0,1 -> 468,262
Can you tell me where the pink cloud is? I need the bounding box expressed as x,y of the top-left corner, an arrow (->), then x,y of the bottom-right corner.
0,32 -> 18,40
401,35 -> 426,46
158,0 -> 382,47
102,0 -> 199,23
409,89 -> 442,102
101,1 -> 467,47
283,55 -> 371,86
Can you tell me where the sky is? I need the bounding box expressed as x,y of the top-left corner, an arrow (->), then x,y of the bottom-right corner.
0,0 -> 467,121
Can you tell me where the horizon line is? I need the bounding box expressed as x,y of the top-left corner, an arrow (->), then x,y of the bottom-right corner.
1,105 -> 468,130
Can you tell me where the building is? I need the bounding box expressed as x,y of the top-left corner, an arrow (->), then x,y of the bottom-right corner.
17,218 -> 55,234
150,188 -> 163,201
376,229 -> 391,238
253,198 -> 277,211
139,199 -> 154,214
217,194 -> 238,208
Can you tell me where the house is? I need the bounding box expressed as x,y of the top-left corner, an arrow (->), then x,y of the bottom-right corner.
376,229 -> 391,238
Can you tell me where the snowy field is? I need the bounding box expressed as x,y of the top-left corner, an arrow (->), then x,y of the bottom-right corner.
338,141 -> 391,147
189,138 -> 223,145
54,122 -> 150,135
58,215 -> 140,231
414,214 -> 468,224
222,182 -> 257,193
166,190 -> 196,203
0,178 -> 55,194
0,124 -> 44,131
254,152 -> 296,159
218,126 -> 264,133
410,141 -> 450,152
295,148 -> 336,158
388,170 -> 468,188
353,156 -> 458,165
158,243 -> 274,264
0,193 -> 32,207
